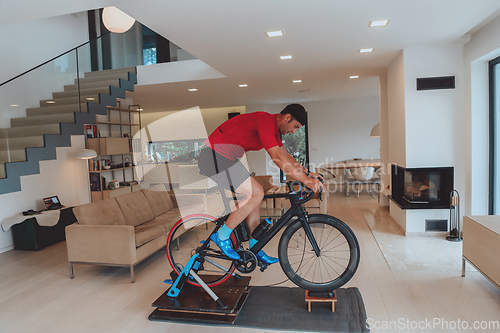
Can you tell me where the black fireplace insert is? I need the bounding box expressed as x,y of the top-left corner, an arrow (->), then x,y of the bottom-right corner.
391,164 -> 453,209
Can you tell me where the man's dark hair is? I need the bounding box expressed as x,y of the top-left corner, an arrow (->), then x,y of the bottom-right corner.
281,104 -> 307,125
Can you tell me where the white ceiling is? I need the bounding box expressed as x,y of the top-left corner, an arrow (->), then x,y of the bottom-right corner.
112,0 -> 500,111
3,0 -> 500,111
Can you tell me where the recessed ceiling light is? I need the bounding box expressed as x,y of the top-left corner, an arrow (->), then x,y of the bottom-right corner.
292,80 -> 302,83
349,75 -> 360,79
10,104 -> 19,107
238,84 -> 248,88
360,48 -> 374,53
46,100 -> 56,104
266,30 -> 283,38
188,88 -> 198,92
280,55 -> 293,60
85,97 -> 95,101
369,19 -> 389,27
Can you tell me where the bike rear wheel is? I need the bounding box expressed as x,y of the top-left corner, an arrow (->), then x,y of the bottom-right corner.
166,214 -> 237,287
278,214 -> 360,291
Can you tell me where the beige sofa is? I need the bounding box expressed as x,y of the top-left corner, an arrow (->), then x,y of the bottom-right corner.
66,189 -> 180,282
255,175 -> 328,214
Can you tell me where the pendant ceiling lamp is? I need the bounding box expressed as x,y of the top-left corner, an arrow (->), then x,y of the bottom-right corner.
102,7 -> 135,33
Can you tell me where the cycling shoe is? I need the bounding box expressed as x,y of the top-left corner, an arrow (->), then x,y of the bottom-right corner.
210,234 -> 241,260
255,250 -> 279,265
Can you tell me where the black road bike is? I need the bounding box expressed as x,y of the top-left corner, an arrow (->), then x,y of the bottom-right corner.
165,181 -> 360,304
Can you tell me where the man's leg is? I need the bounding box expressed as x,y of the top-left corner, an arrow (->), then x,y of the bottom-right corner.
210,177 -> 263,260
224,177 -> 264,230
233,179 -> 278,265
244,205 -> 261,234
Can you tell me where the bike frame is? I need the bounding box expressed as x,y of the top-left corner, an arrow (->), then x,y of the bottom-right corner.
166,183 -> 324,303
197,190 -> 321,260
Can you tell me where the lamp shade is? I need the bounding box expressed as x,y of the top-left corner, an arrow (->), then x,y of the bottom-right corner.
102,7 -> 135,33
370,123 -> 380,137
75,149 -> 97,160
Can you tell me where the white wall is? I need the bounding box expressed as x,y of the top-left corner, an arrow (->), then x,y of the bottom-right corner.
141,105 -> 245,135
404,44 -> 465,171
0,12 -> 90,127
0,136 -> 90,253
464,15 -> 500,215
386,44 -> 466,231
136,59 -> 225,86
247,97 -> 380,182
387,52 -> 406,167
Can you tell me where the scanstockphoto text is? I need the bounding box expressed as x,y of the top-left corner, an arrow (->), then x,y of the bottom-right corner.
366,317 -> 500,331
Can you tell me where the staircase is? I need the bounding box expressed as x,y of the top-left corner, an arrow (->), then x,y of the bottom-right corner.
0,67 -> 137,195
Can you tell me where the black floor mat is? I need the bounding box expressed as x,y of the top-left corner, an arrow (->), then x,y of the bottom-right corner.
235,286 -> 369,332
149,286 -> 369,332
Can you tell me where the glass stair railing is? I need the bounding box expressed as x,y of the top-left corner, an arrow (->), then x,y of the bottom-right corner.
0,32 -> 143,193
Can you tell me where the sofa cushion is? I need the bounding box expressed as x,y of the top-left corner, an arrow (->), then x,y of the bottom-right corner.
142,189 -> 175,217
134,219 -> 166,247
115,191 -> 155,226
154,208 -> 182,232
73,199 -> 126,226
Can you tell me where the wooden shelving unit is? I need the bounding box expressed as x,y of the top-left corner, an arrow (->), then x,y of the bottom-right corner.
86,102 -> 144,202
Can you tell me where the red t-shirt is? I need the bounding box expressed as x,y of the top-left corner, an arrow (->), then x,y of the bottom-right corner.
205,112 -> 283,160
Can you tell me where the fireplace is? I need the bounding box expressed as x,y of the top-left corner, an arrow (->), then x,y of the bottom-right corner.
391,164 -> 453,209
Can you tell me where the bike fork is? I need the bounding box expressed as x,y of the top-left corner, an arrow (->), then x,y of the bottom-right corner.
300,212 -> 321,257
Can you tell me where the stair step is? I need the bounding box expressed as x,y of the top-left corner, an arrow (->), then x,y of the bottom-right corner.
84,67 -> 135,78
11,113 -> 75,127
0,136 -> 44,150
78,72 -> 130,84
65,79 -> 121,91
53,87 -> 110,99
0,149 -> 26,164
0,124 -> 60,138
26,103 -> 87,117
40,94 -> 100,106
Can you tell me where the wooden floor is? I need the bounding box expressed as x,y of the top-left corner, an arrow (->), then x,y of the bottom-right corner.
1,193 -> 499,333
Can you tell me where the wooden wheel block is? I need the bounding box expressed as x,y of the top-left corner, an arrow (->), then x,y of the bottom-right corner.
304,290 -> 337,312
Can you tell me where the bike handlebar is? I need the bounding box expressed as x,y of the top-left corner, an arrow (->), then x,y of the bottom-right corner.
262,172 -> 324,204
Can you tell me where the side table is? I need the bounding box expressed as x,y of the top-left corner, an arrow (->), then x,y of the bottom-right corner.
11,207 -> 77,250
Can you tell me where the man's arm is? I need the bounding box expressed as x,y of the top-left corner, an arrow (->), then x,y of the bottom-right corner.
267,146 -> 323,192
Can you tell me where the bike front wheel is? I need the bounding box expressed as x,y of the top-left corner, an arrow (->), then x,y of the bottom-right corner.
278,214 -> 360,291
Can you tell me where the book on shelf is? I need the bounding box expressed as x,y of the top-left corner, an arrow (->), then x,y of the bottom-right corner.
84,125 -> 98,138
89,173 -> 106,191
88,159 -> 101,171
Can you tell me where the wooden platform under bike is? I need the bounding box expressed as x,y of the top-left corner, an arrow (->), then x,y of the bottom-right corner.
149,275 -> 251,324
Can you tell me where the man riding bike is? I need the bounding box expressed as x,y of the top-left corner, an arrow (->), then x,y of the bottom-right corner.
198,104 -> 324,264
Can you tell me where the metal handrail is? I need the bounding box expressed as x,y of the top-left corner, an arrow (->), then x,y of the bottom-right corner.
0,32 -> 110,87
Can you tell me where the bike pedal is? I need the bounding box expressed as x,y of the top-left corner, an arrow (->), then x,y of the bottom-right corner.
258,262 -> 269,272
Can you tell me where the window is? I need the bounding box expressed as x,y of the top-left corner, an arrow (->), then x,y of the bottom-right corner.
142,25 -> 158,65
143,47 -> 157,66
489,56 -> 500,214
148,140 -> 205,163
